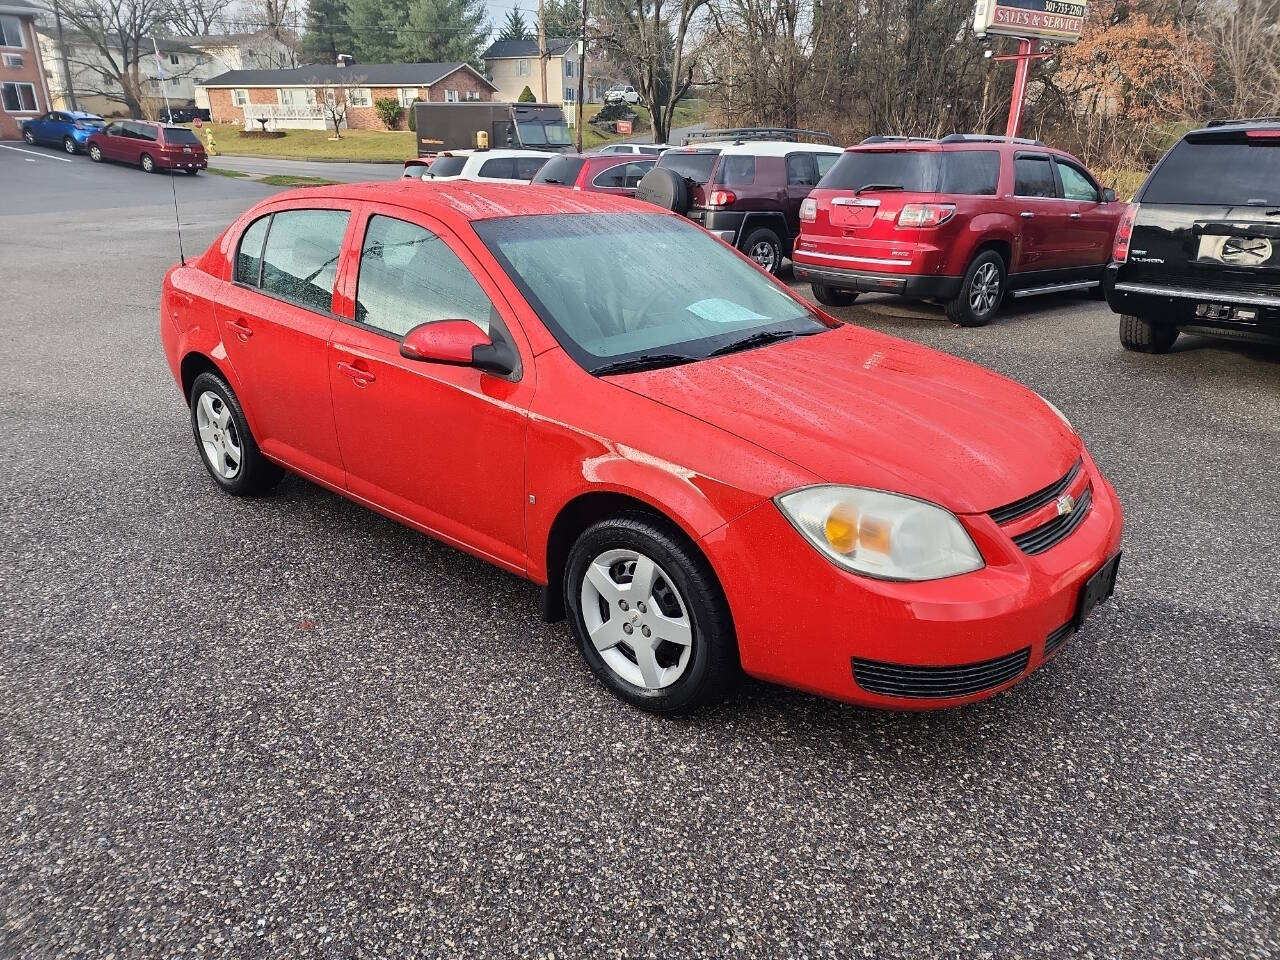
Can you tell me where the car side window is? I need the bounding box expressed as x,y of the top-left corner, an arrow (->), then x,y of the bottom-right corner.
479,157 -> 516,179
594,162 -> 628,188
355,215 -> 496,338
716,154 -> 755,186
623,161 -> 654,187
785,153 -> 817,186
815,152 -> 839,178
1056,160 -> 1099,202
235,215 -> 271,286
943,150 -> 999,195
103,121 -> 121,136
259,209 -> 350,313
1014,155 -> 1056,198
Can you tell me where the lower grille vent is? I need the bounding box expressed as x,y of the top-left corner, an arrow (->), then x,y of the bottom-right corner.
1044,622 -> 1074,657
852,647 -> 1031,699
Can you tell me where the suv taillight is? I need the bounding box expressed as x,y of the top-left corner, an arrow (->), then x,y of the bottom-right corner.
707,189 -> 736,207
800,197 -> 817,222
897,203 -> 955,228
1113,203 -> 1138,262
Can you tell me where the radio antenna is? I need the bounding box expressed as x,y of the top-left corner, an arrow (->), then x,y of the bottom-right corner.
153,35 -> 185,265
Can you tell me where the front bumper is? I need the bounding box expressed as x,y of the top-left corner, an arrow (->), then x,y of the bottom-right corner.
793,259 -> 963,299
700,451 -> 1124,709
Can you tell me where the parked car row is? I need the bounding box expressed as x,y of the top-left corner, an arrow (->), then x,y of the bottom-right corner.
21,113 -> 208,173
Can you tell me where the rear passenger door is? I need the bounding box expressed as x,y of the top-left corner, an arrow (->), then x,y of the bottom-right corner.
215,203 -> 354,486
1012,153 -> 1072,273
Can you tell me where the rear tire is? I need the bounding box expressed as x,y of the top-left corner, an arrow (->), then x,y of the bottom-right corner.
811,283 -> 859,307
140,152 -> 156,173
741,227 -> 783,276
88,143 -> 103,162
1119,314 -> 1178,354
565,515 -> 739,714
188,370 -> 284,496
63,136 -> 77,154
946,250 -> 1006,327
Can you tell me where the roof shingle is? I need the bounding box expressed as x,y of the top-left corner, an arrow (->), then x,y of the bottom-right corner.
199,62 -> 495,89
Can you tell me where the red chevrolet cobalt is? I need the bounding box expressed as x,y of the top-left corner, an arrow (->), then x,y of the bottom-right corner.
160,183 -> 1122,713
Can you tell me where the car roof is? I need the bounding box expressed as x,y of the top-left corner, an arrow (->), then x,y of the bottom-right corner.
269,181 -> 653,224
716,140 -> 844,157
467,149 -> 556,159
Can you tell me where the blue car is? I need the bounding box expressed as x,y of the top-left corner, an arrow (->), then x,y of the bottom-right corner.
21,110 -> 106,154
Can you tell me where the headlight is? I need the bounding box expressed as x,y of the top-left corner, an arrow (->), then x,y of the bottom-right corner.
1037,392 -> 1073,431
775,486 -> 984,581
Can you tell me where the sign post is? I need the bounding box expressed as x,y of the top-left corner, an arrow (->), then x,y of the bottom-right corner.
973,0 -> 1086,138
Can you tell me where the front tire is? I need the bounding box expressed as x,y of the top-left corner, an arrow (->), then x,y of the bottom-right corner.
188,370 -> 283,496
946,250 -> 1006,326
88,143 -> 103,162
63,136 -> 77,154
1119,314 -> 1178,353
811,283 -> 859,307
565,516 -> 738,714
741,227 -> 783,276
140,152 -> 156,173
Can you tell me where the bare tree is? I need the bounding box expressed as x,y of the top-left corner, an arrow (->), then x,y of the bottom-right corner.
315,81 -> 364,138
1187,0 -> 1280,119
168,0 -> 235,35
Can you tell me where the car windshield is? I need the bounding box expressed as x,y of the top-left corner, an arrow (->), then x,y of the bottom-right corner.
518,120 -> 572,147
1142,137 -> 1280,205
657,151 -> 719,184
75,116 -> 104,127
427,155 -> 468,177
475,213 -> 833,373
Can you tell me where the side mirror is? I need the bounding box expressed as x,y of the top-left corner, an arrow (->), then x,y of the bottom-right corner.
1102,187 -> 1117,203
399,319 -> 517,376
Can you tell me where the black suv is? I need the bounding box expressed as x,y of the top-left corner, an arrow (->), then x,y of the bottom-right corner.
1106,117 -> 1280,352
634,128 -> 842,275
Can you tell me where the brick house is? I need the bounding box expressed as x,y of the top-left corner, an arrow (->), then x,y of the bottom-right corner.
201,62 -> 497,130
0,0 -> 51,140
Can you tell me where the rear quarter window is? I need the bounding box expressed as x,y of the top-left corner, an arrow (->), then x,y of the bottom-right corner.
714,154 -> 756,186
1141,137 -> 1280,205
941,151 -> 999,195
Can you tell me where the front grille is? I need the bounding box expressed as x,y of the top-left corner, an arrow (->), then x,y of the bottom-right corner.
989,459 -> 1082,525
852,647 -> 1030,699
1044,622 -> 1074,657
1012,486 -> 1093,555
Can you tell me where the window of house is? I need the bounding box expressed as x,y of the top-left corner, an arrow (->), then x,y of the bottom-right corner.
170,53 -> 180,65
355,215 -> 495,337
517,58 -> 530,76
1014,155 -> 1057,198
465,90 -> 481,101
259,209 -> 351,313
397,87 -> 418,107
0,15 -> 25,48
444,89 -> 459,103
171,76 -> 181,86
564,88 -> 575,102
232,88 -> 248,106
348,87 -> 371,107
1,81 -> 38,112
3,53 -> 23,68
565,59 -> 574,78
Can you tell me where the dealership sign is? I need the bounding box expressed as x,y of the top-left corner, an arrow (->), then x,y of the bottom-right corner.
973,0 -> 1087,42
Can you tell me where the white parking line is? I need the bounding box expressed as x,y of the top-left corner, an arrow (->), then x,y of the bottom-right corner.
0,143 -> 74,162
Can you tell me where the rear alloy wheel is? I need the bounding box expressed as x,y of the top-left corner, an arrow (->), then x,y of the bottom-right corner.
22,128 -> 35,144
742,227 -> 783,276
946,251 -> 1005,326
1119,314 -> 1179,354
63,136 -> 77,154
88,143 -> 103,162
140,152 -> 156,173
189,371 -> 283,496
566,516 -> 738,713
811,283 -> 859,307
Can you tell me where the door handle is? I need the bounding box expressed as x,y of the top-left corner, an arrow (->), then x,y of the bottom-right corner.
1020,211 -> 1035,219
1069,212 -> 1082,219
336,360 -> 376,386
226,318 -> 253,340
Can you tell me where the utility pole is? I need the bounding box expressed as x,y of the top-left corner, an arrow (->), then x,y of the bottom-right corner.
52,0 -> 77,111
574,0 -> 585,151
537,0 -> 547,103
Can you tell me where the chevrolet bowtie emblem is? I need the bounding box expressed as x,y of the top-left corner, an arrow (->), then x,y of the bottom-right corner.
1057,494 -> 1076,516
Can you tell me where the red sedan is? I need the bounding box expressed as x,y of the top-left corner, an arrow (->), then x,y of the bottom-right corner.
160,182 -> 1123,713
531,153 -> 658,196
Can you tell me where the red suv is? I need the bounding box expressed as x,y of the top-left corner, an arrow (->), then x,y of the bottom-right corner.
793,136 -> 1121,325
87,120 -> 208,174
531,153 -> 658,196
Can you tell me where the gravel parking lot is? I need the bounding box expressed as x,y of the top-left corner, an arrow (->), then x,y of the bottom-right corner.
2,143 -> 1277,959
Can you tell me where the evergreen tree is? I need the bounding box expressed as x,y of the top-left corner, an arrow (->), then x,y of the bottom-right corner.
497,6 -> 531,41
300,0 -> 356,65
346,0 -> 412,62
399,0 -> 490,64
538,0 -> 579,39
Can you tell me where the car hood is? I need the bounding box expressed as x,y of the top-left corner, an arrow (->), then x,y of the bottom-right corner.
614,324 -> 1080,514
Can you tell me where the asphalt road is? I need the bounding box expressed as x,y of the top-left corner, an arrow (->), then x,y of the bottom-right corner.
2,142 -> 1278,959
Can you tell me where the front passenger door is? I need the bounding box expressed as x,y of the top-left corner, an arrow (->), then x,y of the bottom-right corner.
328,208 -> 533,572
1054,158 -> 1112,268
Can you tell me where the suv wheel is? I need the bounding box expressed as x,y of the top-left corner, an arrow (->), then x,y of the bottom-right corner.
565,515 -> 738,714
1119,314 -> 1179,354
811,283 -> 858,307
88,143 -> 103,162
63,136 -> 77,154
946,251 -> 1005,326
742,228 -> 783,275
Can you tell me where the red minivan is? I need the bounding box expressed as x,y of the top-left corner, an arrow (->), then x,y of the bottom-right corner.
793,136 -> 1121,325
87,120 -> 208,174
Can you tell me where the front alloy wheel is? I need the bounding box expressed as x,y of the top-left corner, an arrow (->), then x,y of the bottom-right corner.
63,137 -> 77,154
141,153 -> 155,173
89,144 -> 103,162
23,128 -> 35,144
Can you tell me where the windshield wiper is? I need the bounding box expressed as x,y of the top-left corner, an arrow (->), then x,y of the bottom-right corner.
592,353 -> 699,376
707,328 -> 821,358
856,183 -> 905,194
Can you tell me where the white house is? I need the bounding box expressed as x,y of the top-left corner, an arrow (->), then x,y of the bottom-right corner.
481,37 -> 607,106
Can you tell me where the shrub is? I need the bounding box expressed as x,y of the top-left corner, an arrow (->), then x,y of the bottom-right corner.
518,85 -> 536,103
374,97 -> 402,130
408,103 -> 417,132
